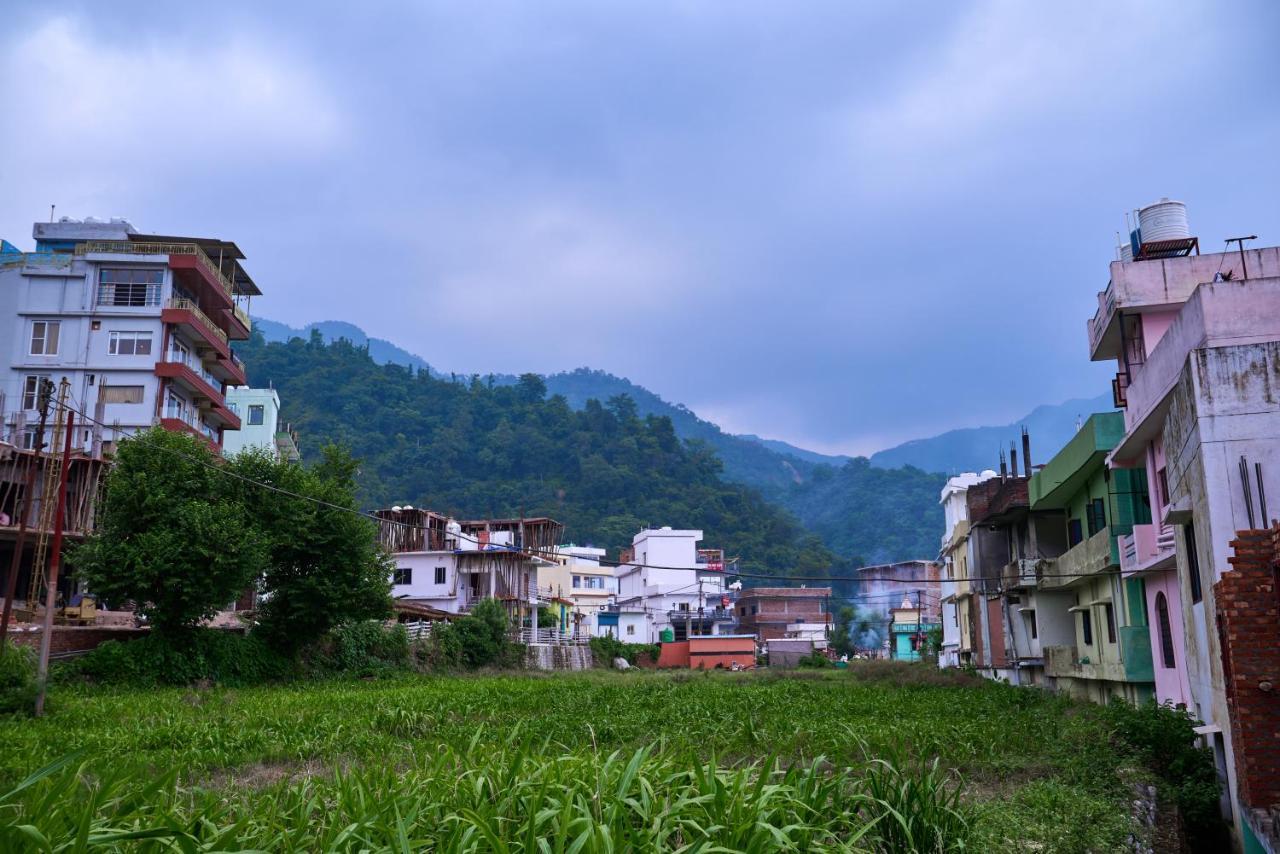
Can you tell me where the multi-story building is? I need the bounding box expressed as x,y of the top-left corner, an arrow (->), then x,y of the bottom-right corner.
378,507 -> 563,626
1030,412 -> 1154,704
888,599 -> 941,662
854,560 -> 940,658
1086,199 -> 1280,841
734,586 -> 831,645
938,471 -> 996,668
963,448 -> 1076,687
537,545 -> 617,635
222,387 -> 300,462
1,218 -> 257,453
614,527 -> 733,643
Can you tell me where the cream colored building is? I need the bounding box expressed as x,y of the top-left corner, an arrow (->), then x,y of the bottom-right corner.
536,545 -> 618,631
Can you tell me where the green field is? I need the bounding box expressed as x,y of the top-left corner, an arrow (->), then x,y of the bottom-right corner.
0,666 -> 1144,851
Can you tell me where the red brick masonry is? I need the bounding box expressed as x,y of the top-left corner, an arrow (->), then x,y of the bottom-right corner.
6,625 -> 148,655
1216,526 -> 1280,811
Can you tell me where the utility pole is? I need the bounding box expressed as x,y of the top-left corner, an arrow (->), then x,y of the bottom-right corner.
0,378 -> 54,650
697,577 -> 704,637
34,387 -> 73,717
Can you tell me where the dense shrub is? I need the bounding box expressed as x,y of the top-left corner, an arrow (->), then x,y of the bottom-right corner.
0,644 -> 37,715
453,599 -> 514,669
413,623 -> 465,671
64,630 -> 293,687
796,650 -> 832,669
588,635 -> 658,666
1101,699 -> 1227,848
307,622 -> 409,677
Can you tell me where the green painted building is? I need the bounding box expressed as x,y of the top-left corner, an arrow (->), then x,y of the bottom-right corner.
1029,412 -> 1154,704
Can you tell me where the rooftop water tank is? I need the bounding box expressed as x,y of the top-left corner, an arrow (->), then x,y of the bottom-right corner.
1137,198 -> 1190,243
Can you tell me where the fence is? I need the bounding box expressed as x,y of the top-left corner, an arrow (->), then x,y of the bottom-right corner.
513,627 -> 590,646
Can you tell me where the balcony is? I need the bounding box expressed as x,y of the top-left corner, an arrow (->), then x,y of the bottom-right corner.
1044,644 -> 1126,682
1028,413 -> 1125,511
668,607 -> 735,622
1002,558 -> 1040,589
1118,523 -> 1177,575
1039,527 -> 1116,590
1087,247 -> 1280,361
154,363 -> 240,430
77,241 -> 235,307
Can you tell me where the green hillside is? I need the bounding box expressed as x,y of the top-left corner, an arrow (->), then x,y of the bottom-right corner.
236,330 -> 836,577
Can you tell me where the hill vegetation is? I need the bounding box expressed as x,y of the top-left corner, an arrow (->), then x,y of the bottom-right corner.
237,330 -> 836,577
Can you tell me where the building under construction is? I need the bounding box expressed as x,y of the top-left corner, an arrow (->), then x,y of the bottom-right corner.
0,428 -> 108,621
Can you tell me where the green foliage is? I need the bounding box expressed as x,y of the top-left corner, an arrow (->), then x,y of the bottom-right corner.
0,644 -> 36,715
796,650 -> 833,669
235,334 -> 841,578
1100,699 -> 1227,847
65,631 -> 293,688
451,599 -> 514,669
536,608 -> 559,628
831,605 -> 856,657
223,445 -> 393,651
588,635 -> 658,666
0,670 -> 1142,850
778,457 -> 947,568
70,428 -> 268,635
307,621 -> 409,677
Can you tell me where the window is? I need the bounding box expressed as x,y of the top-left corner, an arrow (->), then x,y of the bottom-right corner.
248,404 -> 265,426
1104,603 -> 1116,644
1156,593 -> 1176,669
740,605 -> 747,616
108,331 -> 153,356
1157,468 -> 1170,508
1081,610 -> 1093,646
21,375 -> 50,411
1067,518 -> 1083,547
750,605 -> 758,615
97,268 -> 162,307
100,385 -> 144,404
676,602 -> 689,611
626,624 -> 635,636
21,428 -> 39,451
393,567 -> 412,586
435,566 -> 446,585
1086,498 -> 1106,537
1027,610 -> 1037,639
572,575 -> 581,587
30,321 -> 60,355
1184,521 -> 1202,603
168,338 -> 190,364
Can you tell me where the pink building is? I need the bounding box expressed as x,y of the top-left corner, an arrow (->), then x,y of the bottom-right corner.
1088,199 -> 1280,843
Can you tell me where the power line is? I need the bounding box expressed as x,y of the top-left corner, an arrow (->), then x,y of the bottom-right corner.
57,400 -> 1125,587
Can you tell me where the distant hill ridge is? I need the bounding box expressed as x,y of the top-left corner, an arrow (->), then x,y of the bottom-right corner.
250,317 -> 1112,564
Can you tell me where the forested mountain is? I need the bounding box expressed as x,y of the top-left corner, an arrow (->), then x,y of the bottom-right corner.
869,393 -> 1115,473
254,319 -> 834,493
775,459 -> 947,565
237,331 -> 838,578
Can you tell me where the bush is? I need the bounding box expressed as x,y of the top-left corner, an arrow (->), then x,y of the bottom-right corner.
1101,699 -> 1227,848
308,622 -> 409,677
0,644 -> 37,715
589,635 -> 657,667
65,630 -> 293,687
413,623 -> 465,671
796,650 -> 832,669
453,599 -> 514,669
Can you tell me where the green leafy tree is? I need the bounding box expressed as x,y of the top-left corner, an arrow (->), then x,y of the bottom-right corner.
454,598 -> 512,668
831,606 -> 856,657
72,429 -> 268,635
225,445 -> 393,651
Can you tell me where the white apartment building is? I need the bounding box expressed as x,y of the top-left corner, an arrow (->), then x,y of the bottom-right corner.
222,387 -> 301,462
937,470 -> 996,668
614,527 -> 734,643
0,218 -> 257,453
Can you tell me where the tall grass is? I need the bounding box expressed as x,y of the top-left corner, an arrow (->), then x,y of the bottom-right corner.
0,668 -> 1139,851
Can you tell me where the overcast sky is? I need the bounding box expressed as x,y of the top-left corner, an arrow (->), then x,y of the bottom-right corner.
2,1 -> 1277,455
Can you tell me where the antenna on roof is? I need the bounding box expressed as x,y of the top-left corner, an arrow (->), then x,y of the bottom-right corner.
49,205 -> 55,223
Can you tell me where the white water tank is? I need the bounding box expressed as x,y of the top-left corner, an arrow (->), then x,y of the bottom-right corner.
1137,199 -> 1190,242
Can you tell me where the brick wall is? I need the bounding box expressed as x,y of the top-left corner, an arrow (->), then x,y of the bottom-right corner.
6,625 -> 149,655
1215,526 -> 1280,811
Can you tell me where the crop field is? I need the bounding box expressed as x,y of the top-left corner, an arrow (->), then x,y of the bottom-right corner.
0,666 -> 1143,851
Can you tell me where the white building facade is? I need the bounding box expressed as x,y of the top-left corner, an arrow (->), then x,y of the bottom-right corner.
614,527 -> 734,643
937,471 -> 995,668
0,219 -> 257,454
222,387 -> 300,462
